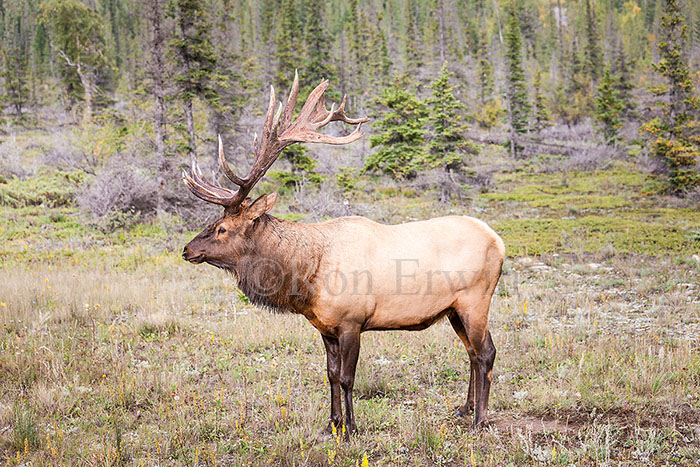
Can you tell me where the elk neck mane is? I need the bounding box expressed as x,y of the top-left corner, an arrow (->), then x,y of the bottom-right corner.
232,214 -> 326,314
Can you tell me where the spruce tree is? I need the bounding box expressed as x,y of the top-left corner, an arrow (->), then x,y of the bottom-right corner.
301,0 -> 337,99
504,6 -> 531,144
532,68 -> 551,131
594,68 -> 623,145
274,0 -> 304,92
364,76 -> 428,180
39,0 -> 110,121
405,0 -> 422,74
168,0 -> 220,162
1,45 -> 30,117
368,13 -> 393,88
476,29 -> 494,106
270,145 -> 323,188
584,0 -> 603,83
552,37 -> 592,127
474,25 -> 503,129
426,63 -> 471,170
145,0 -> 169,217
641,0 -> 700,191
612,39 -> 636,118
426,63 -> 475,200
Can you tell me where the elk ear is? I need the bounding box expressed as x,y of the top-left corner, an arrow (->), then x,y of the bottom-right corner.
245,192 -> 278,220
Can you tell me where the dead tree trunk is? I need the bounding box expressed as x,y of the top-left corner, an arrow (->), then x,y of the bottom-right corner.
492,0 -> 516,160
56,48 -> 95,123
146,0 -> 169,218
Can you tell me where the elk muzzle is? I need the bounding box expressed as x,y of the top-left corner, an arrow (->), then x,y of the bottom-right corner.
182,243 -> 205,263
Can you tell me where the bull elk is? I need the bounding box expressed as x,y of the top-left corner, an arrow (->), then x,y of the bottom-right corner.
182,73 -> 505,436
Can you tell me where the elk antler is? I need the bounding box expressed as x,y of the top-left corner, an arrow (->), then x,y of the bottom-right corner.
183,72 -> 368,209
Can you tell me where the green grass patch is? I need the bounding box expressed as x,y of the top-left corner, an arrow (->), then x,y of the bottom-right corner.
0,170 -> 86,208
495,216 -> 700,257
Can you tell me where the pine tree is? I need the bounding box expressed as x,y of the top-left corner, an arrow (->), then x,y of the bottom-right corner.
612,39 -> 636,118
532,68 -> 551,131
344,0 -> 361,96
474,25 -> 503,129
552,37 -> 592,127
364,75 -> 428,180
504,7 -> 531,141
367,13 -> 393,88
1,45 -> 30,117
301,0 -> 337,99
145,0 -> 169,217
641,0 -> 700,191
426,63 -> 471,170
426,63 -> 475,200
274,0 -> 304,92
476,29 -> 494,106
594,68 -> 623,145
584,0 -> 603,83
405,0 -> 422,73
168,0 -> 220,162
269,145 -> 323,188
39,0 -> 110,121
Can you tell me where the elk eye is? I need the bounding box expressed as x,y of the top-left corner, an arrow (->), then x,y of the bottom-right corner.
218,227 -> 226,235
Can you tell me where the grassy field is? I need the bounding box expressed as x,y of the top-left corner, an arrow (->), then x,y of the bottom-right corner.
1,144 -> 699,465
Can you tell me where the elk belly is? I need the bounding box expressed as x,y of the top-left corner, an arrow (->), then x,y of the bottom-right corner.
312,215 -> 501,334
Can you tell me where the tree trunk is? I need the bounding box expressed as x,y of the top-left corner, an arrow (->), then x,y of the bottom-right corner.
492,0 -> 515,159
77,65 -> 94,123
148,0 -> 168,218
556,0 -> 564,78
438,0 -> 446,64
184,97 -> 196,164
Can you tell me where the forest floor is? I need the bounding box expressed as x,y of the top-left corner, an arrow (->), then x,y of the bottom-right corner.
1,129 -> 699,465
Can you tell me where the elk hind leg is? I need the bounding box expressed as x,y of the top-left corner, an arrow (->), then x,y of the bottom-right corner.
454,293 -> 497,429
447,310 -> 477,417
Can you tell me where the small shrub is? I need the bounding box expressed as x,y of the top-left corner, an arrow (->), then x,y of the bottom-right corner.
136,311 -> 180,340
79,159 -> 158,229
0,170 -> 85,208
12,405 -> 39,451
292,181 -> 351,220
0,135 -> 29,180
335,167 -> 360,193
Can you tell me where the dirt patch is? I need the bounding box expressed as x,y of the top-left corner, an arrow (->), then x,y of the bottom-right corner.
490,414 -> 581,433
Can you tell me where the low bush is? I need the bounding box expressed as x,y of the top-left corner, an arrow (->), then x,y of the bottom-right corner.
0,170 -> 85,208
79,159 -> 158,230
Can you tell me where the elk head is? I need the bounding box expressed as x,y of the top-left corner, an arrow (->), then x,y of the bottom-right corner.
182,73 -> 368,270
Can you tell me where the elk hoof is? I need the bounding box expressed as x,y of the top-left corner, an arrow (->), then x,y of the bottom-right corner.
454,404 -> 473,418
317,424 -> 335,440
472,419 -> 490,431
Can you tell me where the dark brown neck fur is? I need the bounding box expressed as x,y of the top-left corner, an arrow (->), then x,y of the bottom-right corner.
232,214 -> 325,313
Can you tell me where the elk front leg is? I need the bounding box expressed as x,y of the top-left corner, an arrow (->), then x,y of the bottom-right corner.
321,334 -> 342,435
339,329 -> 361,438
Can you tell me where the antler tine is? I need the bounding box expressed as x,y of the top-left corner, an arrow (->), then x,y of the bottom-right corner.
218,135 -> 245,186
311,102 -> 336,130
330,95 -> 370,125
182,166 -> 235,205
191,161 -> 235,198
253,85 -> 278,163
288,79 -> 329,132
280,70 -> 299,133
300,121 -> 366,145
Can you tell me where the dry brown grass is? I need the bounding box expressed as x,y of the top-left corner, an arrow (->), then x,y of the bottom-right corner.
0,249 -> 698,465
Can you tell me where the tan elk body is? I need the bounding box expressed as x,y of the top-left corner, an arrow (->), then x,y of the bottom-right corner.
183,74 -> 505,435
